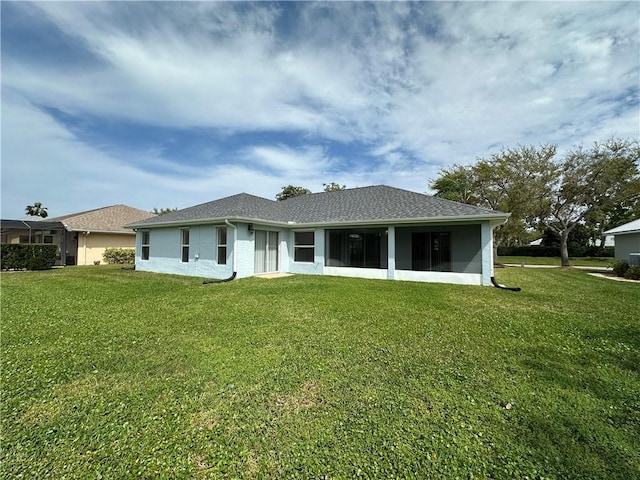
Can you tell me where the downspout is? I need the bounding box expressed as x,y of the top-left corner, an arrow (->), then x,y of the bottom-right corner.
203,219 -> 237,284
488,221 -> 521,291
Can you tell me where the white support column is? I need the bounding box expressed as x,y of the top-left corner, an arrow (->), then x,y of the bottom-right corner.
387,226 -> 396,280
480,222 -> 493,286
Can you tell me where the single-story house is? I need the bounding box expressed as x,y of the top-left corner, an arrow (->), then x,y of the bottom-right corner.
47,205 -> 156,265
126,186 -> 510,286
604,219 -> 640,264
1,205 -> 155,266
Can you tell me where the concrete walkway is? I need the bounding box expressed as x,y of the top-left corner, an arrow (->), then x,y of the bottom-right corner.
502,264 -> 612,271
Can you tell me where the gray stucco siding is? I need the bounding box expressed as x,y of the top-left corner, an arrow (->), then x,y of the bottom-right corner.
613,232 -> 640,262
395,224 -> 482,274
135,225 -> 233,279
287,229 -> 324,275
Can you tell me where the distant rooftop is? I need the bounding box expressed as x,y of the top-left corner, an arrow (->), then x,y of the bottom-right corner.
48,205 -> 156,233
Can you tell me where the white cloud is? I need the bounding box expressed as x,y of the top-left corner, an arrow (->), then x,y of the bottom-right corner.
2,1 -> 638,216
0,96 -> 298,216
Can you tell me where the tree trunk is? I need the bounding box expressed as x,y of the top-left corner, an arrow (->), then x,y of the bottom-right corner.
560,229 -> 570,267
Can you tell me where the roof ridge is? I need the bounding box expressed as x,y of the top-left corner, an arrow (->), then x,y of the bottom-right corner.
126,185 -> 509,228
48,204 -> 148,221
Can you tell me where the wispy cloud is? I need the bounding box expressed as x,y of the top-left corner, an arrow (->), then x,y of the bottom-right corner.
2,1 -> 638,217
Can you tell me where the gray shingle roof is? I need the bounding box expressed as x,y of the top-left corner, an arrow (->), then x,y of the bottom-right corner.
281,185 -> 503,223
127,194 -> 283,227
126,185 -> 508,228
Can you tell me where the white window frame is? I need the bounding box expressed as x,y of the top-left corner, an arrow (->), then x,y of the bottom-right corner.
217,227 -> 227,265
294,230 -> 315,263
141,231 -> 150,260
181,228 -> 190,263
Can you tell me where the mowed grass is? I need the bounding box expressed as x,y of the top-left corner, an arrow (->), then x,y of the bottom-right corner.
1,266 -> 638,479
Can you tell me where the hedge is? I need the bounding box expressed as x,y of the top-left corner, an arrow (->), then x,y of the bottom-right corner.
1,244 -> 58,270
102,248 -> 135,265
497,245 -> 614,258
612,261 -> 640,281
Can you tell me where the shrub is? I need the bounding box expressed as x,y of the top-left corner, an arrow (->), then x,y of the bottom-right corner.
497,245 -> 614,258
612,261 -> 630,278
623,266 -> 640,281
103,248 -> 135,265
1,244 -> 57,270
497,246 -> 560,257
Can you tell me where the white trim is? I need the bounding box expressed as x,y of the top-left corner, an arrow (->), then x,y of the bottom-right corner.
127,213 -> 510,230
324,266 -> 388,280
323,267 -> 482,285
395,270 -> 482,285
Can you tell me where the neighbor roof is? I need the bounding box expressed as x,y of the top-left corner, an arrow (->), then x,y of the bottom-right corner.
127,186 -> 508,229
49,205 -> 156,234
604,219 -> 640,236
0,219 -> 66,231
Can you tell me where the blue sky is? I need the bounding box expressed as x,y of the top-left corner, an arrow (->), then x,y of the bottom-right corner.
2,1 -> 639,218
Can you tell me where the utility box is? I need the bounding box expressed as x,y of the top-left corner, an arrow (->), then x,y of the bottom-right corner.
629,253 -> 640,266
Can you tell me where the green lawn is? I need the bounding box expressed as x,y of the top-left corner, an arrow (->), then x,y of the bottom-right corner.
2,266 -> 638,479
497,256 -> 615,267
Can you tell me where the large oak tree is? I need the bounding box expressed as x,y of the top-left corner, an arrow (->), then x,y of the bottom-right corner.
430,138 -> 640,266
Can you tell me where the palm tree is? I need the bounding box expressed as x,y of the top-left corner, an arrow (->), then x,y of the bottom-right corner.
25,202 -> 48,218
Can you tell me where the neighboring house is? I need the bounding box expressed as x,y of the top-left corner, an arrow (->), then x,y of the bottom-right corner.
126,186 -> 510,286
1,205 -> 156,266
604,219 -> 640,264
595,235 -> 615,248
529,236 -> 614,247
48,205 -> 156,265
1,219 -> 69,265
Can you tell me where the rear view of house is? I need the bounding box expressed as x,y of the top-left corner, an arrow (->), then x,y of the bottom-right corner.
126,186 -> 510,286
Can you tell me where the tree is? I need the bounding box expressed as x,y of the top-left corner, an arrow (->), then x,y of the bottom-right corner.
429,165 -> 479,204
151,207 -> 178,215
582,140 -> 640,247
323,182 -> 346,192
275,185 -> 311,201
541,223 -> 590,250
540,138 -> 640,266
431,138 -> 639,266
430,145 -> 558,256
25,202 -> 48,218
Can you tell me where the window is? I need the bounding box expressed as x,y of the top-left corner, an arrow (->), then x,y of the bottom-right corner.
294,231 -> 314,262
411,232 -> 451,271
217,227 -> 227,265
181,228 -> 190,263
141,231 -> 150,260
325,228 -> 385,268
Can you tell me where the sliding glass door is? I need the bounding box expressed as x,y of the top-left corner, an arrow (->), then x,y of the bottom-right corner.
254,230 -> 279,273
